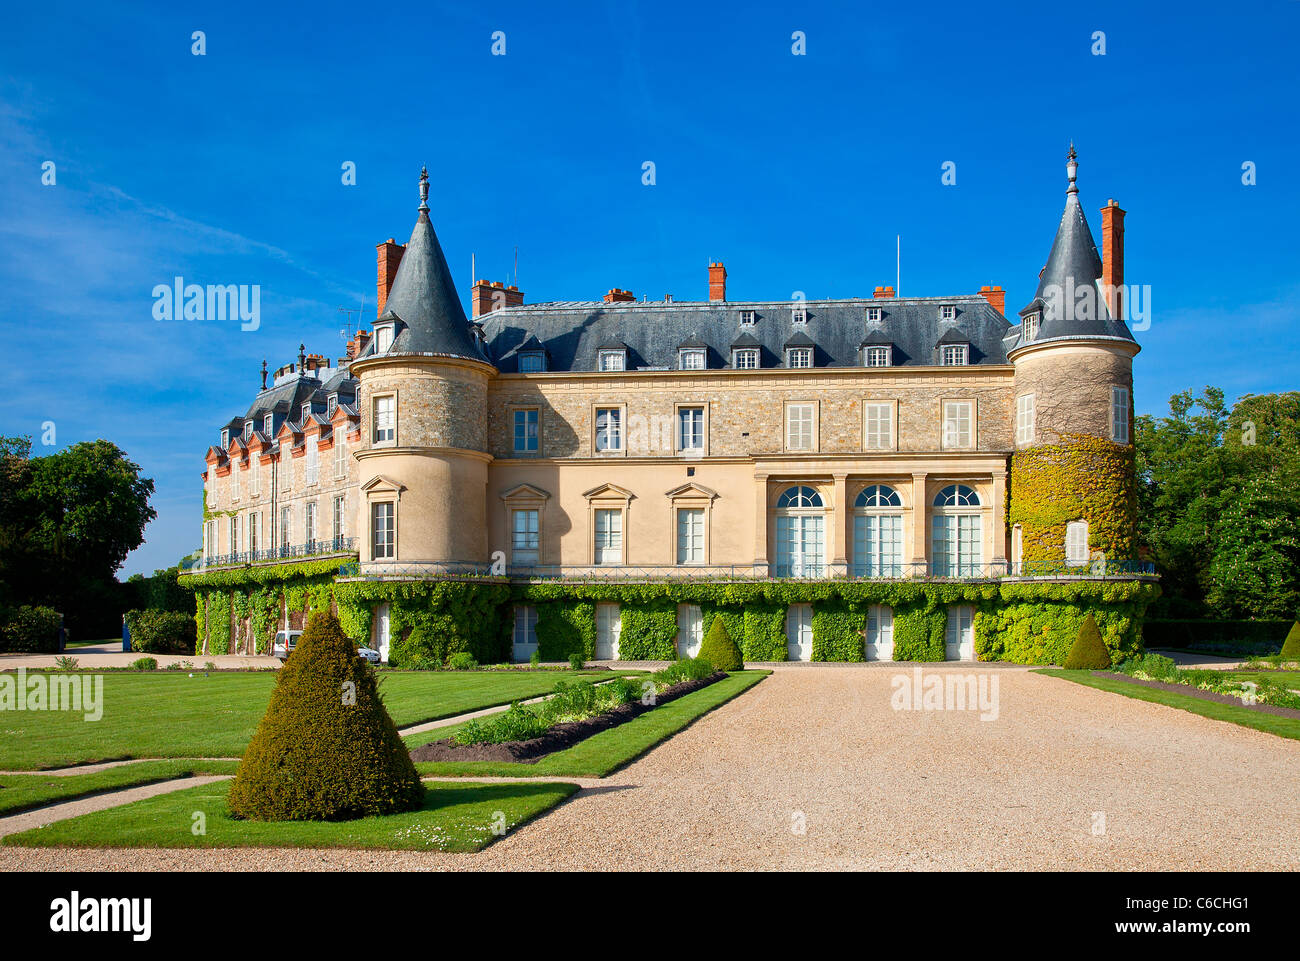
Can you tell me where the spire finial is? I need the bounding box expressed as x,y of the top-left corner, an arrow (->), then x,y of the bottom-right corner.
418,166 -> 430,212
1066,142 -> 1079,197
260,359 -> 267,390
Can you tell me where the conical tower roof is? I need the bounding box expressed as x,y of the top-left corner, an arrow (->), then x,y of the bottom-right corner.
377,168 -> 488,363
1019,146 -> 1136,346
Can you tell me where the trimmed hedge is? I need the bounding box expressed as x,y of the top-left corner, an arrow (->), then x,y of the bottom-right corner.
0,605 -> 61,653
227,611 -> 423,821
698,616 -> 743,671
1141,619 -> 1292,651
1063,613 -> 1113,669
124,609 -> 196,654
1282,622 -> 1300,659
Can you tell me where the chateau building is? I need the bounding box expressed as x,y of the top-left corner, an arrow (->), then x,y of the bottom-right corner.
190,151 -> 1153,663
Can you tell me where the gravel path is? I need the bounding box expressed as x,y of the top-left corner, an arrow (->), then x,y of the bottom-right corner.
2,666 -> 1297,870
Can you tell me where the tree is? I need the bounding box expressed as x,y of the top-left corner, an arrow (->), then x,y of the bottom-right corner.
227,611 -> 424,821
698,615 -> 743,671
1063,614 -> 1112,669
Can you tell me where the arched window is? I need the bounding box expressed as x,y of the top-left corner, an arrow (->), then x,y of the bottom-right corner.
774,486 -> 824,577
932,485 -> 982,577
934,484 -> 980,507
776,486 -> 823,509
855,484 -> 902,509
853,485 -> 903,577
1065,520 -> 1089,567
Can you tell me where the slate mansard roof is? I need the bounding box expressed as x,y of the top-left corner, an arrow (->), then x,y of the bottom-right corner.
480,295 -> 1013,373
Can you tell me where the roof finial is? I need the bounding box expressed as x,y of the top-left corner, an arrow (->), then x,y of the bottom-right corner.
1066,142 -> 1079,198
418,166 -> 430,213
260,359 -> 267,390
298,343 -> 306,371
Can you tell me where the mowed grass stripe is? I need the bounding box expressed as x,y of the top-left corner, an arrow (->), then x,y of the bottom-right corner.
0,670 -> 641,770
0,760 -> 240,817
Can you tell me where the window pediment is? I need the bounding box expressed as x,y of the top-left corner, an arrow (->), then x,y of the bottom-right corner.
583,482 -> 634,504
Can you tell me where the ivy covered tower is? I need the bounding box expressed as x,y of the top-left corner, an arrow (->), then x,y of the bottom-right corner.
350,168 -> 496,571
1007,147 -> 1140,571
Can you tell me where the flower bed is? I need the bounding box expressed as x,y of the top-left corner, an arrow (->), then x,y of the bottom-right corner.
409,658 -> 722,763
1113,654 -> 1300,710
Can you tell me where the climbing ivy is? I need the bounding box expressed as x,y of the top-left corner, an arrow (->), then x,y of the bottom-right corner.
811,601 -> 866,662
1009,433 -> 1138,570
536,601 -> 595,661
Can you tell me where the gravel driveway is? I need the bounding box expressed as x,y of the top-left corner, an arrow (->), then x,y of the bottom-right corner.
3,665 -> 1298,870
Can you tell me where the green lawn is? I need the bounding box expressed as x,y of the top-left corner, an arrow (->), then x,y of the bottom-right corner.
1039,669 -> 1300,741
0,760 -> 239,816
1220,670 -> 1300,688
0,669 -> 639,770
411,670 -> 770,778
1,780 -> 578,852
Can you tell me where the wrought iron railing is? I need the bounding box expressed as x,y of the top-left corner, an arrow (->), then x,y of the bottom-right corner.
335,558 -> 1155,582
182,537 -> 358,572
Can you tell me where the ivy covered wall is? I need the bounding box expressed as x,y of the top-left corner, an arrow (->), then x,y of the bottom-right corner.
1009,433 -> 1138,569
184,566 -> 1158,666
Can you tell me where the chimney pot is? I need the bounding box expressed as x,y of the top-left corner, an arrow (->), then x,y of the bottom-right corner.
977,285 -> 1006,315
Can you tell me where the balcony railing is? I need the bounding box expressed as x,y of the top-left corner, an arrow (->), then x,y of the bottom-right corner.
335,558 -> 1155,581
182,537 -> 358,572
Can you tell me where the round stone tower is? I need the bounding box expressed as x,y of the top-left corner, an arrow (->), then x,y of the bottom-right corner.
1007,147 -> 1140,572
350,168 -> 496,571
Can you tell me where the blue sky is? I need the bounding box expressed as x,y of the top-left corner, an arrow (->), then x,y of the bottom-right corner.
2,0 -> 1297,577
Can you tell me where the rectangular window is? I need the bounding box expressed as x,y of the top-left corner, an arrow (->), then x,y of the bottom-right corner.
676,508 -> 704,564
248,512 -> 259,555
1066,520 -> 1089,566
334,434 -> 347,479
775,516 -> 825,578
941,344 -> 968,366
1023,313 -> 1039,342
787,347 -> 812,369
512,509 -> 540,565
327,395 -> 338,418
864,346 -> 891,368
229,519 -> 238,556
279,506 -> 291,550
785,403 -> 814,451
853,514 -> 902,577
263,413 -> 273,435
595,408 -> 622,452
932,515 -> 982,578
243,421 -> 253,440
598,350 -> 625,372
301,403 -> 312,424
305,436 -> 319,485
205,519 -> 216,559
519,353 -> 544,373
791,305 -> 807,324
371,502 -> 395,560
940,305 -> 956,321
332,495 -> 345,546
305,501 -> 317,548
1111,387 -> 1130,443
513,409 -> 539,454
942,401 -> 973,449
739,310 -> 756,326
679,349 -> 705,370
864,402 -> 894,450
1016,394 -> 1036,445
677,406 -> 704,452
373,395 -> 396,444
867,306 -> 882,322
250,459 -> 260,495
594,509 -> 622,565
732,348 -> 759,369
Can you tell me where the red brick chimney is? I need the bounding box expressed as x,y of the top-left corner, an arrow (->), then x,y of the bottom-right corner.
603,288 -> 635,303
708,262 -> 727,302
873,286 -> 896,299
977,285 -> 1006,315
345,329 -> 371,360
376,239 -> 405,316
472,280 -> 525,318
1100,199 -> 1126,321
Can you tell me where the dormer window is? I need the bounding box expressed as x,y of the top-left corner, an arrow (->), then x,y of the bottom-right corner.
940,305 -> 956,321
598,349 -> 626,372
732,348 -> 760,370
866,306 -> 883,323
243,421 -> 253,440
518,352 -> 546,373
791,304 -> 807,325
786,347 -> 813,369
679,348 -> 706,370
263,413 -> 273,435
864,346 -> 892,368
301,403 -> 312,423
374,322 -> 395,353
327,394 -> 338,418
220,428 -> 229,449
1022,312 -> 1040,343
941,344 -> 968,366
739,310 -> 756,326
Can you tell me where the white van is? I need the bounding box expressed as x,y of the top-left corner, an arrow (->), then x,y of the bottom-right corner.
271,630 -> 302,660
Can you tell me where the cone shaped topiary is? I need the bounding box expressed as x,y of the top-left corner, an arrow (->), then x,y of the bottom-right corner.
1063,613 -> 1113,669
697,616 -> 743,672
227,611 -> 424,821
1280,621 -> 1300,659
